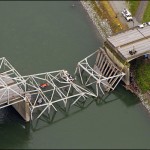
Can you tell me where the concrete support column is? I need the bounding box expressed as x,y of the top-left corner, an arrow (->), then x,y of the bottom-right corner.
12,100 -> 30,122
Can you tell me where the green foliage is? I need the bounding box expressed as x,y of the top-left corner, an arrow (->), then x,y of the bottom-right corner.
127,0 -> 140,16
143,1 -> 150,22
91,1 -> 128,33
135,59 -> 150,93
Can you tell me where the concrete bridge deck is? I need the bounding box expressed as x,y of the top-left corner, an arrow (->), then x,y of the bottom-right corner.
107,25 -> 150,62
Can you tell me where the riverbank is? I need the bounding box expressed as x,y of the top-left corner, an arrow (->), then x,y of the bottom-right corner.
80,1 -> 112,41
134,59 -> 150,113
80,1 -> 128,41
80,1 -> 150,113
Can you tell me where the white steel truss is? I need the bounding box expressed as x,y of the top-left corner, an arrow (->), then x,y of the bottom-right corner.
0,57 -> 26,109
0,49 -> 125,121
0,58 -> 96,121
23,70 -> 96,120
75,48 -> 125,97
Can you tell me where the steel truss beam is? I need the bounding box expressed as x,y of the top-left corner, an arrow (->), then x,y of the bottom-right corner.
0,58 -> 96,120
75,48 -> 125,97
0,48 -> 124,121
22,70 -> 96,120
0,57 -> 26,108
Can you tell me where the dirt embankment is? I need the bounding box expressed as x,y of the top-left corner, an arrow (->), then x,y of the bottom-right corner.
96,1 -> 128,33
80,1 -> 112,41
81,1 -> 128,39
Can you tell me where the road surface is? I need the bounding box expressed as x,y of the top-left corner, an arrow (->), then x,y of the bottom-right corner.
135,0 -> 149,23
109,0 -> 139,28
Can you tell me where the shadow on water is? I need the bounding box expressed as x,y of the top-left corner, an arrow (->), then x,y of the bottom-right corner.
116,83 -> 140,107
30,98 -> 95,132
30,84 -> 138,131
0,84 -> 141,137
0,107 -> 30,149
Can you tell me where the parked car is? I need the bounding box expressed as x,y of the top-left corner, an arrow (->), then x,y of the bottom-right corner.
146,22 -> 150,26
138,22 -> 148,28
121,8 -> 133,21
138,23 -> 145,28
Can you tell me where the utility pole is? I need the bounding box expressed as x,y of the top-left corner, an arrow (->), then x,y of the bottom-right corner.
132,20 -> 134,28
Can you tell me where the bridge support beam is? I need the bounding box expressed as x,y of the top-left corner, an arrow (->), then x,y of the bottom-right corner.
12,100 -> 30,122
104,45 -> 130,85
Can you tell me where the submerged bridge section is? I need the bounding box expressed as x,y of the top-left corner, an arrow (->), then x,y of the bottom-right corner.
0,47 -> 125,121
1,26 -> 149,122
22,70 -> 96,120
0,58 -> 96,121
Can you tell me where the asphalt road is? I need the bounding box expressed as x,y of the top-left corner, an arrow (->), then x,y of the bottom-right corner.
109,1 -> 140,28
135,0 -> 149,23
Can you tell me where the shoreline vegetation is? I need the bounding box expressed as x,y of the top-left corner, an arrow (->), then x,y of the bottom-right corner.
80,1 -> 150,112
127,0 -> 150,23
127,0 -> 140,16
80,1 -> 128,41
92,1 -> 128,33
142,1 -> 150,23
127,0 -> 150,110
80,1 -> 112,41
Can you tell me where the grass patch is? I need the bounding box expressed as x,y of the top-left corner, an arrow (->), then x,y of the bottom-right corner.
143,1 -> 150,22
91,1 -> 128,34
135,59 -> 150,93
127,0 -> 140,16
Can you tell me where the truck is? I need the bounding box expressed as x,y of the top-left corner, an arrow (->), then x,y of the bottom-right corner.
121,8 -> 133,22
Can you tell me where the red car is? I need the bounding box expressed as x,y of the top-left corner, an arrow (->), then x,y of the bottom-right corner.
40,83 -> 49,88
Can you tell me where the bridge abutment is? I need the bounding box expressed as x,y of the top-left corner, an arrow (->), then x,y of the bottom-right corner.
12,100 -> 30,122
104,45 -> 130,85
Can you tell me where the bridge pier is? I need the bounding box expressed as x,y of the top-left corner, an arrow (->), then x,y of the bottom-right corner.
12,100 -> 30,122
104,45 -> 130,85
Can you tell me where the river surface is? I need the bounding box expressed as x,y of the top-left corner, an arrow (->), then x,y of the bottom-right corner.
0,1 -> 150,149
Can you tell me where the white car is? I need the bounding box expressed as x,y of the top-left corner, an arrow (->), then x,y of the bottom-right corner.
121,8 -> 133,21
146,22 -> 150,26
138,24 -> 145,28
138,22 -> 150,28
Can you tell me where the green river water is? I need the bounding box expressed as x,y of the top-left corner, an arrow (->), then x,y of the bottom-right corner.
0,1 -> 150,149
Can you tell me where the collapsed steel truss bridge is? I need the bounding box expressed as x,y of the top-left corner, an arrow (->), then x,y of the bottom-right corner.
0,48 -> 125,121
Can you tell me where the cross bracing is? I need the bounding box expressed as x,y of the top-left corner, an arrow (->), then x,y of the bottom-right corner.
0,57 -> 26,108
0,50 -> 125,121
22,70 -> 96,120
75,48 -> 125,97
0,58 -> 96,120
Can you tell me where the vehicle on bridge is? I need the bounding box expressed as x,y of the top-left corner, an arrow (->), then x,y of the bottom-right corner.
138,22 -> 150,28
60,70 -> 75,82
40,83 -> 49,89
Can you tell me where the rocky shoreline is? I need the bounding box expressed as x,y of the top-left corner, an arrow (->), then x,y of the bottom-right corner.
138,92 -> 150,113
124,84 -> 150,113
80,1 -> 112,41
80,0 -> 150,113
